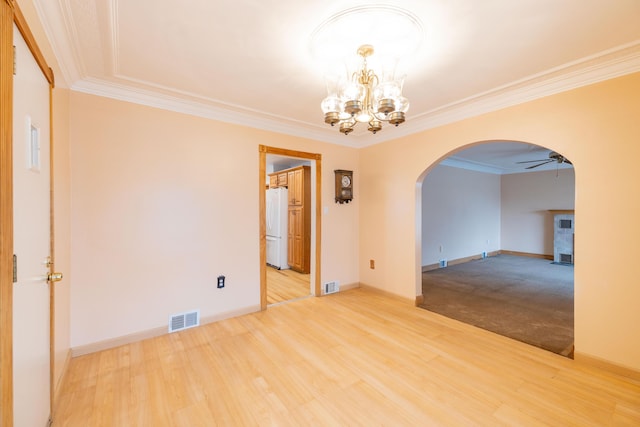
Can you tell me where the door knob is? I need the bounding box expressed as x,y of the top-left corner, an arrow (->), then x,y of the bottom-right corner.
47,272 -> 63,282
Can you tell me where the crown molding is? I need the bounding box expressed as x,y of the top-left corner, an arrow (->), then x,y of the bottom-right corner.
71,40 -> 640,148
32,0 -> 84,87
87,39 -> 639,148
370,40 -> 640,146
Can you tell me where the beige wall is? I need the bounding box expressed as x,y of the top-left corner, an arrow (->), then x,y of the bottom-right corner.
421,165 -> 501,266
360,72 -> 640,371
501,168 -> 575,255
68,92 -> 360,348
421,165 -> 575,264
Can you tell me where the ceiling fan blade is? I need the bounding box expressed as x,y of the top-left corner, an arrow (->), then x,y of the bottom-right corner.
516,159 -> 549,164
525,159 -> 554,169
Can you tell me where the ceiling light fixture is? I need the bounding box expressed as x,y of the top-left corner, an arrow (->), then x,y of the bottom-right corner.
321,44 -> 409,135
310,5 -> 423,136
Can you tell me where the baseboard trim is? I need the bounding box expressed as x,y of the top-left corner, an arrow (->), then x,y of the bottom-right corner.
335,282 -> 359,293
422,251 -> 501,272
574,352 -> 640,381
415,294 -> 424,307
359,283 -> 415,305
71,305 -> 261,357
500,250 -> 553,260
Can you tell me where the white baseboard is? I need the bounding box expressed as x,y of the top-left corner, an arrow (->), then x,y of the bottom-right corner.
422,250 -> 546,272
335,282 -> 360,292
71,305 -> 261,357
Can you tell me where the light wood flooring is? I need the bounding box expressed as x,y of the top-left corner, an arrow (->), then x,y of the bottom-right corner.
52,288 -> 640,426
266,266 -> 310,305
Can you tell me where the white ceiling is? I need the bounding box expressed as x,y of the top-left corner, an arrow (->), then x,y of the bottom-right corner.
33,0 -> 640,161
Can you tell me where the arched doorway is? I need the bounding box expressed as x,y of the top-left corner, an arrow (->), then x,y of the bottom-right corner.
416,141 -> 575,357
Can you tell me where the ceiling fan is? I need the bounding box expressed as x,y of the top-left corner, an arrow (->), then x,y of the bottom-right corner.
517,151 -> 572,169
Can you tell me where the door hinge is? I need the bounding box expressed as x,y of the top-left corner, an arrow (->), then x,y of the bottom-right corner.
13,254 -> 17,283
13,45 -> 16,75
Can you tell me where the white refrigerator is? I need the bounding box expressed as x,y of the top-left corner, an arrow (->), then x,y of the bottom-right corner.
266,187 -> 289,269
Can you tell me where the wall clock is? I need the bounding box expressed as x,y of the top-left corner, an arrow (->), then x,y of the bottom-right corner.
334,169 -> 353,204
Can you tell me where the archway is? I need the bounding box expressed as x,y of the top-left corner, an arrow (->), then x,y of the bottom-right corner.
416,140 -> 575,357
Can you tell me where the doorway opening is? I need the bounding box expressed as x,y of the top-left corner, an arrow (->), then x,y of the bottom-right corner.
259,146 -> 321,310
416,141 -> 575,357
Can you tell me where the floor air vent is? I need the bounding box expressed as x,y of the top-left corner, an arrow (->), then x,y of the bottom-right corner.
169,310 -> 200,333
324,281 -> 339,294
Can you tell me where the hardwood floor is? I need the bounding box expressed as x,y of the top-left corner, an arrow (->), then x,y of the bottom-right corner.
52,288 -> 640,426
266,266 -> 310,305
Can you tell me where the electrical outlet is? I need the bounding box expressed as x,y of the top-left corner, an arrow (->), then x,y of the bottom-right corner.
370,259 -> 375,269
217,275 -> 225,288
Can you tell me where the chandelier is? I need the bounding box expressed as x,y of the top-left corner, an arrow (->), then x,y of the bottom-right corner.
320,44 -> 409,135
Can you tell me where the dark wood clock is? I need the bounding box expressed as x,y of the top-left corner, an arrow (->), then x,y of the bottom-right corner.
334,170 -> 353,204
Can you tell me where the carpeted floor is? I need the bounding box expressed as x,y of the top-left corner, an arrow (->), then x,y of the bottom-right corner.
420,254 -> 574,357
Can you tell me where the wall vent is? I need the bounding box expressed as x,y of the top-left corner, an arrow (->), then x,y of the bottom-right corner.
559,219 -> 572,229
324,281 -> 339,294
169,309 -> 200,333
559,253 -> 573,264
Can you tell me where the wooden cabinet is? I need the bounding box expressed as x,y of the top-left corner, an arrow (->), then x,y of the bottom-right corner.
277,172 -> 288,187
286,166 -> 310,273
288,207 -> 304,271
268,171 -> 288,188
287,168 -> 304,206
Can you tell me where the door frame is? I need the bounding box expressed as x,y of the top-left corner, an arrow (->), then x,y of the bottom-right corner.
1,1 -> 56,424
259,145 -> 321,309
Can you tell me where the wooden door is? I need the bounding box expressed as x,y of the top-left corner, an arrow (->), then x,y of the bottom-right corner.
12,23 -> 53,426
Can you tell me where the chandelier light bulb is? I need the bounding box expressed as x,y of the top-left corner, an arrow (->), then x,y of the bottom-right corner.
356,112 -> 373,123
